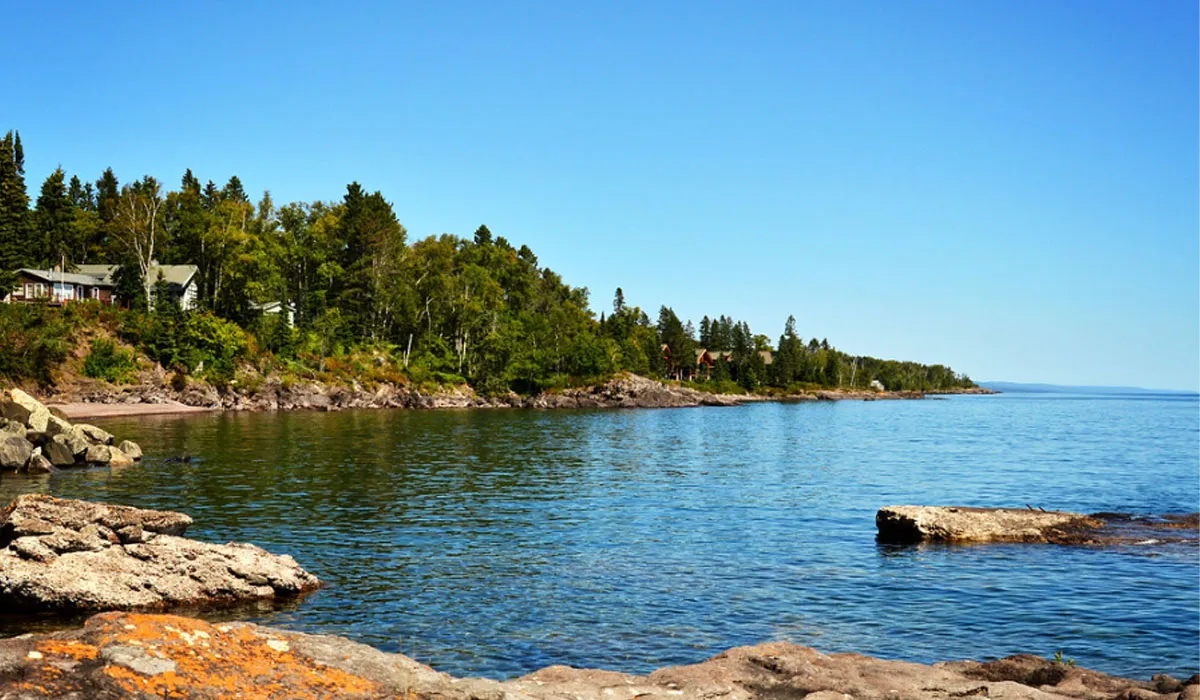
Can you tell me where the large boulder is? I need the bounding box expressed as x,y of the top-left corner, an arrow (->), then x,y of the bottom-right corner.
21,453 -> 53,475
0,388 -> 51,432
0,494 -> 319,613
0,613 -> 1173,700
116,439 -> 143,461
0,436 -> 33,471
876,506 -> 1105,544
43,413 -> 72,437
53,430 -> 90,459
75,423 -> 115,446
41,439 -> 77,467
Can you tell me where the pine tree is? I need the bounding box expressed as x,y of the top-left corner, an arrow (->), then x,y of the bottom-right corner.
0,131 -> 30,290
35,168 -> 75,268
223,175 -> 247,203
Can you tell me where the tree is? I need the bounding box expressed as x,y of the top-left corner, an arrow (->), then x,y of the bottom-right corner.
656,306 -> 694,380
91,168 -> 120,261
34,168 -> 75,268
113,176 -> 166,303
0,131 -> 30,290
335,182 -> 408,340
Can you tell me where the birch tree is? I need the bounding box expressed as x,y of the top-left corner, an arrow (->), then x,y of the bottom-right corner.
113,176 -> 166,302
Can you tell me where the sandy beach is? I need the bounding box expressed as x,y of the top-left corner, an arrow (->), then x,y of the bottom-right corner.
45,401 -> 219,420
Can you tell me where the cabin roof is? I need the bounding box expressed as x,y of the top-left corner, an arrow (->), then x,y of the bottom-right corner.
17,268 -> 114,287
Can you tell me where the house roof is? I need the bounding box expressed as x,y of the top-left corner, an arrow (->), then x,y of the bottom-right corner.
76,264 -> 199,288
18,268 -> 114,287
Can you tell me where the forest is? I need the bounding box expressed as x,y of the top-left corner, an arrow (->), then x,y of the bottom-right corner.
0,130 -> 975,394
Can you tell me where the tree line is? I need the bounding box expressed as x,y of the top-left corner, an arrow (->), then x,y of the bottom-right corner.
0,130 -> 975,393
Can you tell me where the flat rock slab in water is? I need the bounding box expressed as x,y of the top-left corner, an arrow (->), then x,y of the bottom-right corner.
876,505 -> 1105,544
877,505 -> 1200,546
0,611 -> 1189,699
0,494 -> 320,612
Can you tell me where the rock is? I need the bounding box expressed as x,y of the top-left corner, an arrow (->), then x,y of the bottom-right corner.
1154,674 -> 1184,693
1184,686 -> 1200,700
876,506 -> 1105,544
0,388 -> 51,432
43,413 -> 72,437
85,444 -> 117,465
23,430 -> 51,447
53,429 -> 90,458
75,423 -> 115,445
0,495 -> 318,612
84,444 -> 135,467
529,373 -> 743,410
0,436 -> 33,471
0,617 -> 1169,700
21,453 -> 53,475
116,439 -> 143,460
108,447 -> 135,468
1,494 -> 193,540
41,439 -> 77,467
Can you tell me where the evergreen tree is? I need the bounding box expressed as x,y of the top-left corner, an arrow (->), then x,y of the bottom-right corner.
34,168 -> 75,268
222,175 -> 247,203
92,167 -> 120,261
0,131 -> 30,289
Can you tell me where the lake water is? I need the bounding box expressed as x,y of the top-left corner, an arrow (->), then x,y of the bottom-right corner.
1,393 -> 1197,680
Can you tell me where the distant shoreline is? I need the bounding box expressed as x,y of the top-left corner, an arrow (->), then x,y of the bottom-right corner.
36,375 -> 998,420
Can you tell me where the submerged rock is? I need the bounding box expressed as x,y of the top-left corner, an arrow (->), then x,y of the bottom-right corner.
876,505 -> 1104,544
0,612 -> 1181,699
0,494 -> 320,612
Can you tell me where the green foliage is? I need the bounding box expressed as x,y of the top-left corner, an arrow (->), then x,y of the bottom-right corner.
1052,651 -> 1076,667
180,312 -> 248,379
0,304 -> 72,385
0,136 -> 980,395
82,338 -> 137,383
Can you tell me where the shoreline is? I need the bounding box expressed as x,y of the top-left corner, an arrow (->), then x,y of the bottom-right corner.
34,374 -> 997,420
0,611 -> 1191,699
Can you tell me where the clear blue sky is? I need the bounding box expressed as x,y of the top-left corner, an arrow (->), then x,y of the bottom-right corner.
6,1 -> 1197,390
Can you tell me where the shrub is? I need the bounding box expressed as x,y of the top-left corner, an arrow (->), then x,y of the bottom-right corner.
82,339 -> 138,384
0,305 -> 74,385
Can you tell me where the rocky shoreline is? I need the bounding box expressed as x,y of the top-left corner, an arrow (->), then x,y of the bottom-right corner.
1,389 -> 144,473
0,611 -> 1194,699
0,495 -> 320,613
33,373 -> 994,417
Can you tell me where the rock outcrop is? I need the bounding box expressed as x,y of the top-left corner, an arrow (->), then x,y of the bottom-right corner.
877,506 -> 1200,546
528,373 -> 742,409
876,505 -> 1105,544
0,389 -> 142,472
0,612 -> 1188,699
0,494 -> 320,612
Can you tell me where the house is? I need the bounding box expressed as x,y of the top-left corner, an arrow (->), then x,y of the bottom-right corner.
7,268 -> 116,305
76,264 -> 199,310
250,300 -> 295,326
6,264 -> 199,310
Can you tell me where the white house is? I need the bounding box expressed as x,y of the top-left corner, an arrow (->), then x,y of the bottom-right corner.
75,263 -> 199,310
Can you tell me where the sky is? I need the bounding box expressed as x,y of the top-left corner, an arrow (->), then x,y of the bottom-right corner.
5,1 -> 1197,390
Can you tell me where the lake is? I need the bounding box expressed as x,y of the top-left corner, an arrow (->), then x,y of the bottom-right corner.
1,392 -> 1196,680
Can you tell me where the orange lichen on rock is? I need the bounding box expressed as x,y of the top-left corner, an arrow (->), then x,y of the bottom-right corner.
34,639 -> 101,661
84,613 -> 388,699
